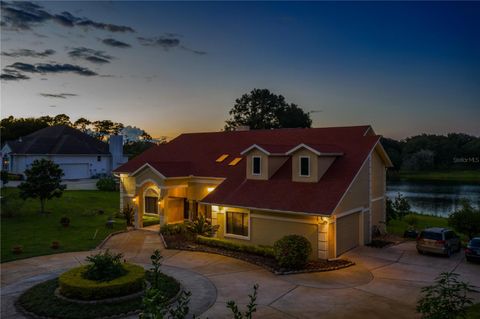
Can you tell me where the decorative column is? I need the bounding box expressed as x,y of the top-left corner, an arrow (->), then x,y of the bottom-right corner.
317,217 -> 329,259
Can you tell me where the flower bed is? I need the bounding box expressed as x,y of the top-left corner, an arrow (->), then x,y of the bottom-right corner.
16,271 -> 180,319
59,263 -> 145,300
163,235 -> 354,275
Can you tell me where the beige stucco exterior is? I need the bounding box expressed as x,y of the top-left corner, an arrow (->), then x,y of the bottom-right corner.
119,140 -> 389,259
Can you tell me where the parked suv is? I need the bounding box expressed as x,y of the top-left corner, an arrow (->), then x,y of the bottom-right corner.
465,237 -> 480,262
416,227 -> 461,257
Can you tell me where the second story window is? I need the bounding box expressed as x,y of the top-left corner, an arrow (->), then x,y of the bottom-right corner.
300,156 -> 310,177
252,156 -> 261,175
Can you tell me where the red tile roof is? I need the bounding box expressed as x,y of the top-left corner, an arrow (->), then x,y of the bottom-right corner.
114,125 -> 382,215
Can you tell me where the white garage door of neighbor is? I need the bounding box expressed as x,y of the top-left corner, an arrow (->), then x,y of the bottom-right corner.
336,212 -> 360,256
59,163 -> 90,179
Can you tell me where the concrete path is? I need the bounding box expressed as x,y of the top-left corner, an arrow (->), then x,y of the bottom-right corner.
2,230 -> 479,319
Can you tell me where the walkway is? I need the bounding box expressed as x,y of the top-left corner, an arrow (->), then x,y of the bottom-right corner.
2,230 -> 479,318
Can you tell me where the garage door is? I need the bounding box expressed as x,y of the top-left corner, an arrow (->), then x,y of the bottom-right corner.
336,212 -> 360,255
59,163 -> 90,179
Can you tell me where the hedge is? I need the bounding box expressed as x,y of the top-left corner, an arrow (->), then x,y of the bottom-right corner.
196,235 -> 275,258
59,263 -> 145,300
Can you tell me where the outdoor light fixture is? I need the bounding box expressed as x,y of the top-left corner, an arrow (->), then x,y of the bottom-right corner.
132,197 -> 138,203
207,187 -> 215,193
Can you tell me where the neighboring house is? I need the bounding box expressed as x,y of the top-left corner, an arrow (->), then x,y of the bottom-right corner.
114,125 -> 392,259
1,125 -> 128,180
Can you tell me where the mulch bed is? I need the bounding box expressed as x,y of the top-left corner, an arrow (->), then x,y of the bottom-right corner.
163,236 -> 354,275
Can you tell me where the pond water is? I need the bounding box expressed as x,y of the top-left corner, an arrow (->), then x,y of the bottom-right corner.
386,180 -> 480,217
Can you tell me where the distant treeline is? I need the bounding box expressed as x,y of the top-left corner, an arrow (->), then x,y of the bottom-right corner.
382,134 -> 480,171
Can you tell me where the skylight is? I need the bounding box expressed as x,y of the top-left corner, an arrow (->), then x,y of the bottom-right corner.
228,157 -> 242,166
216,154 -> 229,162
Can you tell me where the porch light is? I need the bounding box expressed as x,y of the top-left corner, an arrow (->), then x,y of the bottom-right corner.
132,197 -> 138,203
207,187 -> 215,193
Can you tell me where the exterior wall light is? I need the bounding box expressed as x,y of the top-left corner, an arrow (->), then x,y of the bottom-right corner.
207,187 -> 215,193
132,197 -> 138,203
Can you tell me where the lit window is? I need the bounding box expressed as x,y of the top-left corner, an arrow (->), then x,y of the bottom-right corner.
252,156 -> 261,175
300,156 -> 310,177
216,154 -> 229,162
228,157 -> 242,166
226,211 -> 249,237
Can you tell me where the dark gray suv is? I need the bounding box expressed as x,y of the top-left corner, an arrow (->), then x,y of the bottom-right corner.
416,227 -> 461,257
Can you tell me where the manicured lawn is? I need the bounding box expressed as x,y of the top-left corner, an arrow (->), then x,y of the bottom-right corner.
387,213 -> 449,237
143,214 -> 160,227
395,170 -> 480,183
1,188 -> 125,263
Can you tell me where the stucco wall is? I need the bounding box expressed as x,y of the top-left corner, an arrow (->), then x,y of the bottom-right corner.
333,159 -> 370,214
291,149 -> 319,183
371,199 -> 386,232
246,150 -> 268,180
371,150 -> 385,199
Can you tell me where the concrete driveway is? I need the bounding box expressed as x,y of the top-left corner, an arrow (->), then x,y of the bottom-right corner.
2,230 -> 479,319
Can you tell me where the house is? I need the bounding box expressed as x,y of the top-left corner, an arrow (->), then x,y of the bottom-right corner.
114,125 -> 392,259
1,125 -> 128,180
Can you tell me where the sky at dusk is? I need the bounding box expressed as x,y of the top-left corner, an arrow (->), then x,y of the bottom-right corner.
1,1 -> 479,140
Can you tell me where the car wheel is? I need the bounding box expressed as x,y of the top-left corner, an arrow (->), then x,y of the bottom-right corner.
417,249 -> 424,255
446,248 -> 452,257
466,257 -> 472,262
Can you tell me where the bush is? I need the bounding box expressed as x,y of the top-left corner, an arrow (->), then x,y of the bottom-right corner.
448,199 -> 480,240
273,235 -> 312,270
185,215 -> 219,237
122,204 -> 135,227
84,250 -> 126,282
143,214 -> 160,227
60,216 -> 70,227
96,177 -> 117,191
417,272 -> 476,319
59,263 -> 145,300
196,236 -> 275,258
160,223 -> 187,236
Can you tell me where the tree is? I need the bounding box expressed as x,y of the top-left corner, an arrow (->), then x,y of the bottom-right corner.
92,120 -> 124,140
18,159 -> 66,214
73,117 -> 91,132
417,272 -> 476,319
52,114 -> 71,126
448,199 -> 480,239
402,149 -> 435,171
225,88 -> 312,130
0,116 -> 49,141
392,193 -> 411,220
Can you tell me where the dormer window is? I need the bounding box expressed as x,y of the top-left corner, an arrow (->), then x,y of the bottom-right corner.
252,156 -> 261,175
299,156 -> 310,177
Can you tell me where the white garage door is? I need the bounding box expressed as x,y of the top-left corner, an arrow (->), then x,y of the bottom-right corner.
336,212 -> 360,256
59,163 -> 90,179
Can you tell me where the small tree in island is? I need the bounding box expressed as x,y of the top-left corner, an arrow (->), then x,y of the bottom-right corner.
19,159 -> 66,214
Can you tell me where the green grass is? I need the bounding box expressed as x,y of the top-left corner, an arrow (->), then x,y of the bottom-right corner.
1,188 -> 125,263
142,214 -> 160,227
395,170 -> 480,183
387,213 -> 449,237
466,303 -> 480,319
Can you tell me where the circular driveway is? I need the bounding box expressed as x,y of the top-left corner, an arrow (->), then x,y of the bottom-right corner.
2,230 -> 479,319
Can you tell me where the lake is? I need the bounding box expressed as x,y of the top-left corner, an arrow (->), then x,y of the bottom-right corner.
386,180 -> 480,218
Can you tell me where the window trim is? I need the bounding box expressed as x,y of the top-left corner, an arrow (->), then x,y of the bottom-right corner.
299,156 -> 311,177
252,156 -> 261,176
224,209 -> 250,240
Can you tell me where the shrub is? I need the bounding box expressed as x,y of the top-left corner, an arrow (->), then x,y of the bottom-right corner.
185,215 -> 219,237
143,214 -> 160,227
59,263 -> 145,300
448,199 -> 480,240
392,193 -> 411,220
227,284 -> 259,319
160,223 -> 187,236
273,235 -> 312,270
1,170 -> 8,185
196,236 -> 275,258
417,272 -> 477,319
60,216 -> 70,227
96,177 -> 117,191
84,250 -> 126,282
122,204 -> 135,227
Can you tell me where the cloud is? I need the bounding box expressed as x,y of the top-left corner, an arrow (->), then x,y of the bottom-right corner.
137,36 -> 180,50
1,49 -> 55,58
68,47 -> 113,64
137,35 -> 206,55
0,69 -> 30,81
1,1 -> 135,33
5,62 -> 97,76
102,38 -> 131,48
40,93 -> 77,99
